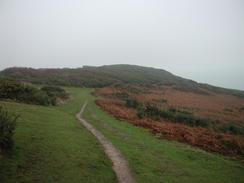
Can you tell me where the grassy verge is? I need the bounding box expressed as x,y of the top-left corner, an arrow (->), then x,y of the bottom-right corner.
0,87 -> 116,183
81,89 -> 244,183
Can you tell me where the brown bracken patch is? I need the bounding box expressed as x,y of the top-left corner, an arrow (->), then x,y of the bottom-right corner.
95,87 -> 244,158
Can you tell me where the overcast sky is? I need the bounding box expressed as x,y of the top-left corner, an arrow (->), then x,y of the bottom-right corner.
0,0 -> 244,90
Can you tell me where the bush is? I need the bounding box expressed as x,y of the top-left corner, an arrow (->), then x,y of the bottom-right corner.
0,79 -> 23,100
137,107 -> 146,119
124,98 -> 213,129
195,118 -> 213,128
239,106 -> 244,111
169,108 -> 177,113
0,106 -> 18,150
41,86 -> 68,105
114,92 -> 129,100
0,80 -> 68,106
41,86 -> 67,97
32,90 -> 51,106
224,108 -> 233,112
222,123 -> 244,135
160,99 -> 167,103
140,104 -> 213,128
126,99 -> 139,108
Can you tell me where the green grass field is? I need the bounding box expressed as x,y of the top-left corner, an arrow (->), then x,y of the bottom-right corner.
1,87 -> 244,183
0,88 -> 116,183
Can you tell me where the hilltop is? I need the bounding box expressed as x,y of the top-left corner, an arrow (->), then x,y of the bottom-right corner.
1,64 -> 244,98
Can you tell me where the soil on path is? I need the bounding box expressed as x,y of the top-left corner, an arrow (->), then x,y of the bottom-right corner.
76,102 -> 136,183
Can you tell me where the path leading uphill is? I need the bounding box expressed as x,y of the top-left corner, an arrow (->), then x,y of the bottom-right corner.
76,102 -> 136,183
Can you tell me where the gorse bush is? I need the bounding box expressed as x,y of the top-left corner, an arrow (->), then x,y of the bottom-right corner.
41,86 -> 68,98
114,92 -> 129,100
133,102 -> 243,135
224,108 -> 233,112
41,86 -> 68,105
0,79 -> 68,106
221,123 -> 244,136
137,107 -> 146,119
32,90 -> 51,105
126,98 -> 139,108
134,104 -> 213,128
0,106 -> 18,150
239,106 -> 244,111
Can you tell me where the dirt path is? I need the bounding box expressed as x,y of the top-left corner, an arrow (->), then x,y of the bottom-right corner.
76,102 -> 136,183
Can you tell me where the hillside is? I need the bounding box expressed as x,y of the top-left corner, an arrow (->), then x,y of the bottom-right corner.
1,65 -> 244,98
1,88 -> 244,183
0,88 -> 117,183
96,86 -> 244,157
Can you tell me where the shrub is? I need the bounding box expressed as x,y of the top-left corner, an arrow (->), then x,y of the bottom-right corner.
175,113 -> 195,125
126,99 -> 139,108
194,118 -> 213,128
224,108 -> 233,112
32,90 -> 51,106
124,97 -> 213,129
114,92 -> 129,100
160,99 -> 167,103
137,107 -> 146,119
0,80 -> 68,106
222,123 -> 244,135
239,106 -> 244,111
159,110 -> 174,119
41,86 -> 68,105
169,108 -> 177,113
141,104 -> 213,128
0,106 -> 18,150
0,79 -> 23,100
41,86 -> 67,98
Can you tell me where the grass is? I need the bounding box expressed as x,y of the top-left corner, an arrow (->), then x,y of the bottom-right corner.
81,89 -> 244,183
0,87 -> 116,183
1,87 -> 244,183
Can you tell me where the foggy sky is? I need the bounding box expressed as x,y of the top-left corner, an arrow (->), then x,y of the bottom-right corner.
0,0 -> 244,90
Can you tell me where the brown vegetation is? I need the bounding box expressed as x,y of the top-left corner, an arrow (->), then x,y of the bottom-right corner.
96,86 -> 244,158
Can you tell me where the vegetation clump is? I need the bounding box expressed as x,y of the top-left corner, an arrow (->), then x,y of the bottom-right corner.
2,65 -> 244,98
122,97 -> 244,136
132,103 -> 213,128
0,106 -> 18,151
221,123 -> 244,136
224,108 -> 233,112
114,92 -> 129,100
121,96 -> 214,128
0,79 -> 68,106
41,86 -> 68,105
126,98 -> 139,108
239,106 -> 244,111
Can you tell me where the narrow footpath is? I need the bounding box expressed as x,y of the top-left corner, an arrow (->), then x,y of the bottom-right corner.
76,102 -> 136,183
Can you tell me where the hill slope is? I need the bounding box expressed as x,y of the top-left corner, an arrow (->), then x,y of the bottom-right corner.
0,88 -> 116,183
1,64 -> 244,97
1,88 -> 244,183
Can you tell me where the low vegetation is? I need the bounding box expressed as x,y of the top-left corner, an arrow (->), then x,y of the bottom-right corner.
0,106 -> 18,151
240,106 -> 244,111
96,87 -> 244,157
84,89 -> 244,183
0,79 -> 68,106
221,123 -> 244,136
1,88 -> 244,182
1,65 -> 244,98
125,98 -> 139,108
125,98 -> 213,128
124,96 -> 244,137
144,105 -> 213,128
40,85 -> 68,105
